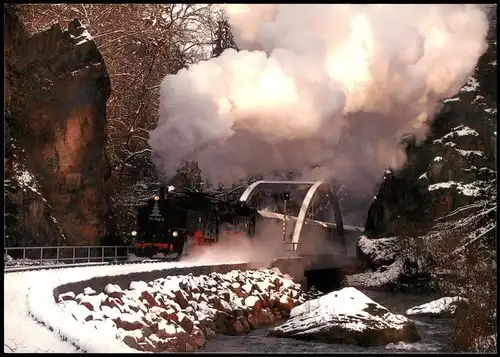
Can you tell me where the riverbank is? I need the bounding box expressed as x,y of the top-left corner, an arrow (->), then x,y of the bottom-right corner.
202,288 -> 455,353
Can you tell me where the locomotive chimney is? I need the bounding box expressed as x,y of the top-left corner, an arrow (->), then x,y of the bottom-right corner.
159,186 -> 167,199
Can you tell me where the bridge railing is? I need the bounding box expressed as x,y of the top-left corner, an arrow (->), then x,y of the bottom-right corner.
4,241 -> 302,268
4,245 -> 136,267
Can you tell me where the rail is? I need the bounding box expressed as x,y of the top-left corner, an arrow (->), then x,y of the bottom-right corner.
4,245 -> 136,267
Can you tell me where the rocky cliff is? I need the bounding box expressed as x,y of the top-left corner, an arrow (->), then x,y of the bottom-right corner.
356,6 -> 497,282
4,6 -> 111,248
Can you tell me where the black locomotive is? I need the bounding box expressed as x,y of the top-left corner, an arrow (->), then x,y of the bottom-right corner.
134,186 -> 257,260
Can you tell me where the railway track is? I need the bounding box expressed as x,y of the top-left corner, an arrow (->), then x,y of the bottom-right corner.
3,258 -> 169,273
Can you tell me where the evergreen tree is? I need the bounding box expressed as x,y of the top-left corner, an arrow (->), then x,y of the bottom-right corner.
212,19 -> 238,58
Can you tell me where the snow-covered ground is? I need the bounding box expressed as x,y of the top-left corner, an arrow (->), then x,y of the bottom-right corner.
4,259 -> 246,353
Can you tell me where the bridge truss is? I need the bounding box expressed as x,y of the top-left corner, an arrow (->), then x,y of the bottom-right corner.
239,180 -> 345,252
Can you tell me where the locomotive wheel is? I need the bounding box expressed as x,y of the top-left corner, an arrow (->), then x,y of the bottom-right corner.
172,241 -> 185,261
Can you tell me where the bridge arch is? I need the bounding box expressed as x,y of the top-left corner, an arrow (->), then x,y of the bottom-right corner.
239,180 -> 344,251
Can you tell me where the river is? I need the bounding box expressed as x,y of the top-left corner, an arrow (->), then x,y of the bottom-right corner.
201,289 -> 455,353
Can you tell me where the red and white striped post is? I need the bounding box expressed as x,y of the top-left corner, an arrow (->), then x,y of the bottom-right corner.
282,218 -> 286,243
282,193 -> 288,243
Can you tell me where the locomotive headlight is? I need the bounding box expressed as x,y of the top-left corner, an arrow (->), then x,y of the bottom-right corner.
154,195 -> 160,201
131,230 -> 137,236
172,231 -> 179,237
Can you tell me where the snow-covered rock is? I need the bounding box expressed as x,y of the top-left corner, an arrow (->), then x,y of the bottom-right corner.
356,235 -> 400,269
268,287 -> 420,346
405,297 -> 468,318
56,268 -> 319,352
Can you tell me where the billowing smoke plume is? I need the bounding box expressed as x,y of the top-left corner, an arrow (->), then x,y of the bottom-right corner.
150,4 -> 488,187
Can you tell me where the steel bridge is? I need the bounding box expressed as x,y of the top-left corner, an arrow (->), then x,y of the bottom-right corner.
239,180 -> 363,269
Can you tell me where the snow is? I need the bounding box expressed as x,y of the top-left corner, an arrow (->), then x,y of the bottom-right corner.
345,259 -> 404,289
356,235 -> 399,267
5,258 -> 311,352
455,149 -> 484,157
405,297 -> 467,317
450,125 -> 479,137
104,284 -> 123,294
385,341 -> 440,352
418,172 -> 428,180
11,164 -> 41,195
5,258 -> 245,353
432,156 -> 445,162
428,181 -> 483,197
428,182 -> 456,191
473,334 -> 497,352
270,287 -> 417,344
443,97 -> 459,103
484,108 -> 497,115
70,28 -> 94,46
456,183 -> 483,197
434,125 -> 479,146
460,76 -> 480,93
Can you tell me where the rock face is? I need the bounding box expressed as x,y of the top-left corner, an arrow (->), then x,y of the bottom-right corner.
364,13 -> 496,240
57,268 -> 319,352
5,7 -> 111,246
359,15 -> 496,279
268,287 -> 420,346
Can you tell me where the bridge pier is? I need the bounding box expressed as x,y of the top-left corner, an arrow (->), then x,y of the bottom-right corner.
270,256 -> 306,282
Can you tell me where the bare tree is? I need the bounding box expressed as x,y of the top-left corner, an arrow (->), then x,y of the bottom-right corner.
14,4 -> 225,234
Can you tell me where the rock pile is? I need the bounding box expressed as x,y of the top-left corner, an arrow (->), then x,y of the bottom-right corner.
57,268 -> 319,352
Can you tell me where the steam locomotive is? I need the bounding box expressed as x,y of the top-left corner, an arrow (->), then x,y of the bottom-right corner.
133,186 -> 257,260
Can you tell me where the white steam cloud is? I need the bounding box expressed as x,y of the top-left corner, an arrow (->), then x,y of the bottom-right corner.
150,4 -> 488,187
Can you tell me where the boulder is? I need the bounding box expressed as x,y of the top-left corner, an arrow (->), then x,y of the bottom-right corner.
230,317 -> 245,335
177,312 -> 195,334
114,313 -> 147,331
138,338 -> 158,352
58,291 -> 75,302
244,295 -> 263,312
173,289 -> 190,310
83,287 -> 97,295
141,290 -> 159,308
190,326 -> 206,348
214,311 -> 232,335
427,157 -> 453,184
406,297 -> 468,318
356,235 -> 401,270
276,295 -> 295,312
268,287 -> 420,346
129,281 -> 149,292
122,335 -> 140,350
246,314 -> 259,329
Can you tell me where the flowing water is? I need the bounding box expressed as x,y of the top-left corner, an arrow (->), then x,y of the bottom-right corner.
201,289 -> 455,353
